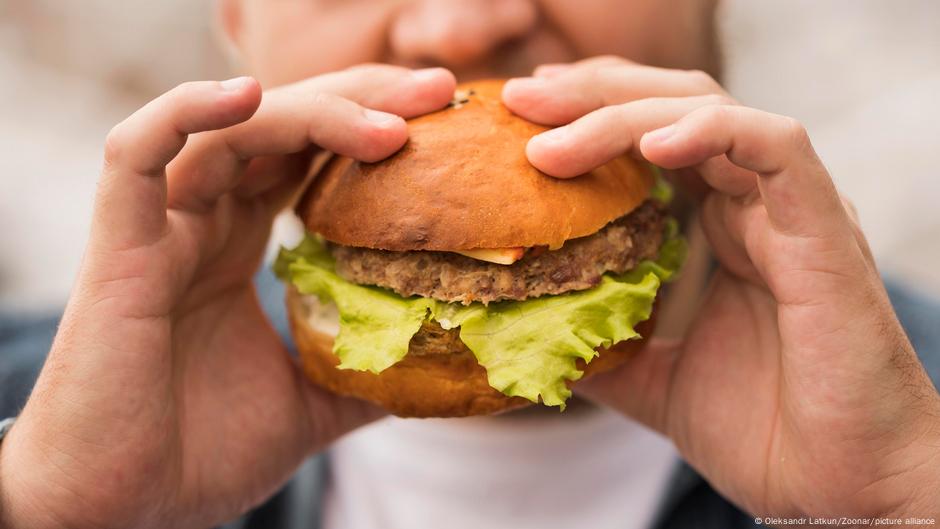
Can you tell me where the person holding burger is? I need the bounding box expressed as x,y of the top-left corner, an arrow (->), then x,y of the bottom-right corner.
1,1 -> 939,528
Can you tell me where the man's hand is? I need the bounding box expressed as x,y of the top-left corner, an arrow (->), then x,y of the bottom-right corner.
503,57 -> 940,520
0,65 -> 456,529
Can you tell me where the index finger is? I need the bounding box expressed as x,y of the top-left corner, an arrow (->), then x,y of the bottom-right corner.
639,105 -> 845,238
227,66 -> 457,158
504,60 -> 726,126
94,77 -> 262,250
525,94 -> 731,178
166,66 -> 456,212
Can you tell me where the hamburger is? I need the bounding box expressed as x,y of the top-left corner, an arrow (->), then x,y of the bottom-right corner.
274,79 -> 684,418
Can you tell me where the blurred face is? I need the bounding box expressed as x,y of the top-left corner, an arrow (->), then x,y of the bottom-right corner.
221,0 -> 720,87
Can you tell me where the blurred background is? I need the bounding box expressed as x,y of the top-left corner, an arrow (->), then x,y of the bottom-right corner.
1,0 -> 939,314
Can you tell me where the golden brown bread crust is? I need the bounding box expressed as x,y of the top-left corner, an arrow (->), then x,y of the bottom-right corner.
287,288 -> 655,418
298,79 -> 654,251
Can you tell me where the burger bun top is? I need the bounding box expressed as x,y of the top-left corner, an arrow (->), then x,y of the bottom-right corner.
297,79 -> 654,251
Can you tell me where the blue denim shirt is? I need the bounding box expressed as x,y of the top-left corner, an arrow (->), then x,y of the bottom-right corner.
2,269 -> 938,529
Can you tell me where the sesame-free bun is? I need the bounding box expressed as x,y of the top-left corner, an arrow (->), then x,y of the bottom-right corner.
287,288 -> 654,418
297,79 -> 654,251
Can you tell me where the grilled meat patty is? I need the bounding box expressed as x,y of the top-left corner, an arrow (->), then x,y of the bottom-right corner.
330,200 -> 666,305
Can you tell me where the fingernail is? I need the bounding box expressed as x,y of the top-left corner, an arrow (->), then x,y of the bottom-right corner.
644,124 -> 677,143
411,67 -> 444,81
363,108 -> 398,123
220,76 -> 251,92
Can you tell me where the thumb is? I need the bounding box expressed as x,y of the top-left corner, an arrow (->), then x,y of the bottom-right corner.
575,338 -> 680,435
297,375 -> 386,452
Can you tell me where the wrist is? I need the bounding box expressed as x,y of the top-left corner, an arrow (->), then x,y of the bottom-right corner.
896,460 -> 940,521
886,425 -> 940,521
0,418 -> 89,529
0,421 -> 43,529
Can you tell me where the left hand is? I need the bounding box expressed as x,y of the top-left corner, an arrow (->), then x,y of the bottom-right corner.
502,57 -> 940,520
0,66 -> 457,529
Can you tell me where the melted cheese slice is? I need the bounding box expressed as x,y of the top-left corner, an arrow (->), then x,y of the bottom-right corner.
454,247 -> 525,265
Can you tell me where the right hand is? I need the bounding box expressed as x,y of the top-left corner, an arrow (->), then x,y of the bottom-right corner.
0,65 -> 455,529
504,57 -> 940,520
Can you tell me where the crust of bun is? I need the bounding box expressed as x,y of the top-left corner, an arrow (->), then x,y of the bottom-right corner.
287,288 -> 655,418
297,79 -> 654,251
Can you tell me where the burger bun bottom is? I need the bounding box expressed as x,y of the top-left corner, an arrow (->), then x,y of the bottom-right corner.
286,287 -> 656,418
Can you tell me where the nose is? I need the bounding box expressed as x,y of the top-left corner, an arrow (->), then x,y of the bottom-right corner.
389,0 -> 537,68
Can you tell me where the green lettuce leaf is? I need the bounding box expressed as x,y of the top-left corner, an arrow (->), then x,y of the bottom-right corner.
275,236 -> 436,372
275,222 -> 684,409
649,165 -> 675,205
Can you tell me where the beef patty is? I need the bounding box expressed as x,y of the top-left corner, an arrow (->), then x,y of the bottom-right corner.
330,200 -> 666,305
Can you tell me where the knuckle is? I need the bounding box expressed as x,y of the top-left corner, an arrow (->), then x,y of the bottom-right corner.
840,194 -> 858,212
580,60 -> 630,88
589,65 -> 610,90
691,104 -> 739,136
703,93 -> 736,107
684,69 -> 722,93
611,100 -> 641,123
346,62 -> 381,72
168,80 -> 202,101
781,116 -> 812,151
841,195 -> 861,222
345,63 -> 398,76
592,54 -> 630,67
103,122 -> 130,168
700,102 -> 733,123
309,90 -> 343,109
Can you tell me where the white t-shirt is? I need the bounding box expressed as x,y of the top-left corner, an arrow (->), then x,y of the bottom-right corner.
323,406 -> 678,529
